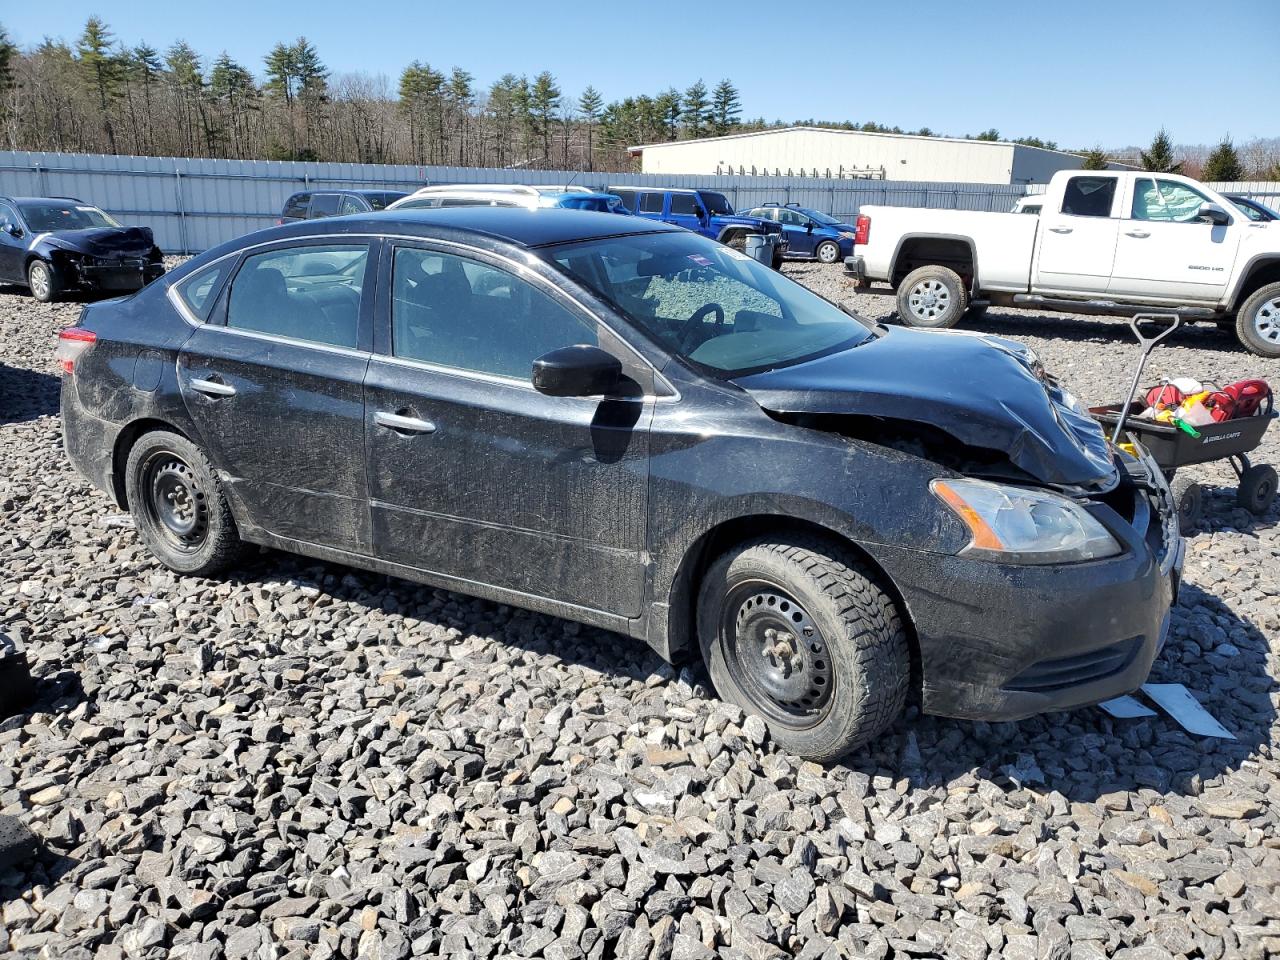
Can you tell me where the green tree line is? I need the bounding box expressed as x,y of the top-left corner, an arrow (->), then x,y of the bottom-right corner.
0,20 -> 1276,179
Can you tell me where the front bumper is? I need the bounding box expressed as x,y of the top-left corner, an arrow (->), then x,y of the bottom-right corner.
873,462 -> 1183,721
68,258 -> 164,293
843,254 -> 866,282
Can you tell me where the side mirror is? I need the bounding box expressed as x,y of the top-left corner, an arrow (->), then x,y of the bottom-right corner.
4,224 -> 20,238
805,222 -> 815,232
1199,202 -> 1230,226
532,345 -> 621,398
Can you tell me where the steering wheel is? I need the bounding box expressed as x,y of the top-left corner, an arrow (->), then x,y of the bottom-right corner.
679,302 -> 727,354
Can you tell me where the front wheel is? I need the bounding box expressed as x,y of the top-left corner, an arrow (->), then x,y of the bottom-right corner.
815,240 -> 841,264
896,265 -> 968,329
124,430 -> 248,576
27,259 -> 59,303
696,537 -> 910,762
1235,282 -> 1280,357
1169,473 -> 1203,534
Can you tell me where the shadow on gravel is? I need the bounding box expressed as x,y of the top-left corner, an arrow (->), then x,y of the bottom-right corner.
0,361 -> 61,424
222,551 -> 1274,809
839,580 -> 1274,803
959,310 -> 1243,354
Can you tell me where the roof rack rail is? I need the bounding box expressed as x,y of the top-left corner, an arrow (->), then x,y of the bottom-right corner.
413,183 -> 541,196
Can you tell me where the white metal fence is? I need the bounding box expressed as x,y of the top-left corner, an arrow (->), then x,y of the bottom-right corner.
1,150 -> 1275,254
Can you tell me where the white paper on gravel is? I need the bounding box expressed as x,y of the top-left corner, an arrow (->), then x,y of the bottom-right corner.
1141,683 -> 1236,739
1098,695 -> 1157,719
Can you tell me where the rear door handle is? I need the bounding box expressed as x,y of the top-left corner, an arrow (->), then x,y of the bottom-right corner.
375,411 -> 436,434
1048,226 -> 1073,234
1125,229 -> 1151,238
190,377 -> 236,398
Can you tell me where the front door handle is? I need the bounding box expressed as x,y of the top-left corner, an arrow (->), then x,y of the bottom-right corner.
1125,229 -> 1151,238
375,411 -> 436,434
190,377 -> 236,398
1048,226 -> 1074,234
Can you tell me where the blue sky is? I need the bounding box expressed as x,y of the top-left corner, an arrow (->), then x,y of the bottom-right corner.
4,0 -> 1276,148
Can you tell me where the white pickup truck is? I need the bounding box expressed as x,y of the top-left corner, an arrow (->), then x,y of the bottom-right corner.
844,170 -> 1280,356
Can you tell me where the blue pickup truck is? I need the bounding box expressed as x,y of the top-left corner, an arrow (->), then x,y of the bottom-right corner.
607,186 -> 787,267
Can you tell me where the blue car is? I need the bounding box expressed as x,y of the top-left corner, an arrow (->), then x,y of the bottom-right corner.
742,203 -> 858,264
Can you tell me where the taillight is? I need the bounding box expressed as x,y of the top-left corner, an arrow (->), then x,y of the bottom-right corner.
854,214 -> 871,246
55,327 -> 96,374
276,218 -> 285,225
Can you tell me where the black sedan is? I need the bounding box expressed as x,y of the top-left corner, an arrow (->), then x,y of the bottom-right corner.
0,196 -> 165,302
58,208 -> 1182,760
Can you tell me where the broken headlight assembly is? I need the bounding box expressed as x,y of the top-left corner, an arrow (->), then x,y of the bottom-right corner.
931,477 -> 1121,564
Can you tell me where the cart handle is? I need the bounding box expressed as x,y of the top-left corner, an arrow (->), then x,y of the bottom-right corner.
1111,313 -> 1183,446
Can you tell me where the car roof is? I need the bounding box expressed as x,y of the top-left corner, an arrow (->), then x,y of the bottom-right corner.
267,207 -> 681,248
1,196 -> 87,204
607,186 -> 708,194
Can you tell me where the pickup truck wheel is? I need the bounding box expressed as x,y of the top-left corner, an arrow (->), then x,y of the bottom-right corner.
896,265 -> 968,329
697,537 -> 910,762
1236,282 -> 1280,358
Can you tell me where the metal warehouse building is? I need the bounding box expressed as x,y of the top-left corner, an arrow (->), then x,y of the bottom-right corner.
630,126 -> 1124,185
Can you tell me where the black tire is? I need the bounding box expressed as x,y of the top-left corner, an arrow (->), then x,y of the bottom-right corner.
1235,282 -> 1280,358
1169,473 -> 1203,534
27,259 -> 58,303
814,240 -> 841,265
896,265 -> 968,329
1237,464 -> 1277,515
124,430 -> 248,576
696,536 -> 910,762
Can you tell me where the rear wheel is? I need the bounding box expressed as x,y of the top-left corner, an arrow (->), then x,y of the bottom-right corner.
896,265 -> 968,329
124,430 -> 248,576
1235,282 -> 1280,358
815,240 -> 841,264
27,260 -> 58,303
696,537 -> 910,762
1169,473 -> 1203,534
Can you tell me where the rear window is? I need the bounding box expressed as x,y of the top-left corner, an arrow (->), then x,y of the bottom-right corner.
282,193 -> 311,219
365,192 -> 407,210
611,189 -> 638,212
639,193 -> 665,214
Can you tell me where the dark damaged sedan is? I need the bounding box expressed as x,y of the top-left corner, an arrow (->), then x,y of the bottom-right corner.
58,209 -> 1183,760
0,196 -> 165,302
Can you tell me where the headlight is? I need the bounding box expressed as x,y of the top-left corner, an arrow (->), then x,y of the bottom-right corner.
838,231 -> 856,239
931,478 -> 1121,564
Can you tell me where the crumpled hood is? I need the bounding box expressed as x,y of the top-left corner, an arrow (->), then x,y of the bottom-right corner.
735,326 -> 1118,488
41,226 -> 156,258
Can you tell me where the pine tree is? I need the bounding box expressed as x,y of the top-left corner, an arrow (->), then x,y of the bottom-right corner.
1201,138 -> 1243,183
528,71 -> 560,163
398,62 -> 444,164
973,128 -> 1000,142
710,79 -> 740,136
209,53 -> 258,158
577,85 -> 603,171
1080,146 -> 1109,170
656,88 -> 681,141
447,68 -> 474,164
1140,128 -> 1182,173
76,16 -> 122,152
0,26 -> 17,146
166,41 -> 211,156
682,79 -> 709,138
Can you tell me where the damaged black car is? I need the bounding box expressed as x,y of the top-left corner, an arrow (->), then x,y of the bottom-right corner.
0,196 -> 165,302
57,209 -> 1183,761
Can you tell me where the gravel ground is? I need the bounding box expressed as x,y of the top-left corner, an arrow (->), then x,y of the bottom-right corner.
1,261 -> 1278,959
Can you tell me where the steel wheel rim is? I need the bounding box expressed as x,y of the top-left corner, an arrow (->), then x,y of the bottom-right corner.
908,279 -> 950,321
817,242 -> 839,263
1253,298 -> 1280,343
29,264 -> 49,299
721,582 -> 833,729
142,451 -> 209,552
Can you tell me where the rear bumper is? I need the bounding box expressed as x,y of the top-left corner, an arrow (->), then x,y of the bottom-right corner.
60,379 -> 121,502
843,254 -> 866,282
872,472 -> 1183,721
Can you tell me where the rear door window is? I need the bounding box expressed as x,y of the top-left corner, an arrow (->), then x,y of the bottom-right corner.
1059,176 -> 1117,218
611,189 -> 638,212
226,244 -> 368,348
639,192 -> 666,214
309,194 -> 342,219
